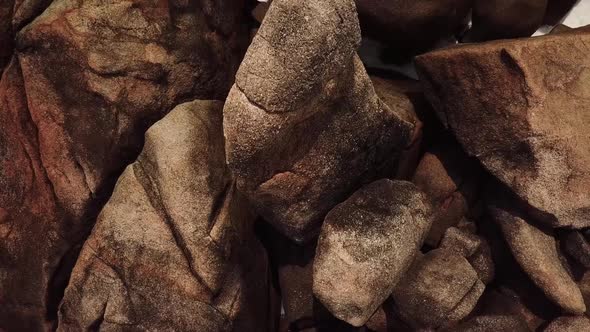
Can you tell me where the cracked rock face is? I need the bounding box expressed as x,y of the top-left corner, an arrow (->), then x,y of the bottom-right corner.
58,101 -> 275,331
313,179 -> 433,326
224,0 -> 414,242
489,205 -> 586,314
465,0 -> 548,42
416,27 -> 590,230
391,248 -> 485,329
355,0 -> 471,56
0,0 -> 249,329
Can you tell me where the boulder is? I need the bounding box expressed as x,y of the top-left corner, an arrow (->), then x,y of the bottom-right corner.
489,205 -> 586,314
224,0 -> 414,241
440,226 -> 482,258
355,0 -> 471,56
0,0 -> 249,328
543,316 -> 590,332
391,248 -> 485,329
416,27 -> 590,229
313,179 -> 433,326
58,101 -> 276,331
465,0 -> 548,41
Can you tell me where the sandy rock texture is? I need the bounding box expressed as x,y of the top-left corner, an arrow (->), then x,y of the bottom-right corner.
0,0 -> 249,329
313,179 -> 433,326
58,100 -> 276,331
416,27 -> 590,229
224,0 -> 414,242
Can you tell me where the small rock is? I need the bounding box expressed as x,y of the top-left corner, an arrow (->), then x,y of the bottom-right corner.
465,0 -> 548,42
489,206 -> 586,314
313,179 -> 433,326
440,226 -> 482,258
412,142 -> 480,246
543,316 -> 590,332
391,248 -> 485,329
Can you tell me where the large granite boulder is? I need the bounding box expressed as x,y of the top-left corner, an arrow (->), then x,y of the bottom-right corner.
313,179 -> 433,326
415,27 -> 590,229
224,0 -> 414,242
0,0 -> 249,329
58,100 -> 276,331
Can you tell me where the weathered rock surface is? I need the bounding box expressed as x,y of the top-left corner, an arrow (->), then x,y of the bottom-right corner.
543,316 -> 590,332
451,315 -> 531,332
465,0 -> 548,41
416,28 -> 590,229
440,226 -> 482,258
412,141 -> 481,246
391,248 -> 485,329
356,0 -> 471,56
1,0 -> 249,329
489,205 -> 586,314
313,179 -> 433,326
58,100 -> 276,331
224,0 -> 414,241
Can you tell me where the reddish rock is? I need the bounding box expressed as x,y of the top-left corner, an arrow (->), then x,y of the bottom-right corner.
416,27 -> 590,229
0,0 -> 249,328
412,141 -> 481,246
58,101 -> 277,331
224,0 -> 413,241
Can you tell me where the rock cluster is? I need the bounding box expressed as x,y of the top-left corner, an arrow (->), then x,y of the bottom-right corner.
1,0 -> 589,331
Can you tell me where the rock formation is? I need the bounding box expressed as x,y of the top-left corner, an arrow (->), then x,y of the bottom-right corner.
224,0 -> 414,242
58,100 -> 276,331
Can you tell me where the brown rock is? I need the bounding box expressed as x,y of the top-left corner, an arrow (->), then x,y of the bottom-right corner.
489,206 -> 586,314
416,27 -> 590,229
313,179 -> 433,326
355,0 -> 471,56
465,0 -> 548,41
391,248 -> 485,329
1,0 -> 249,328
561,230 -> 590,269
58,101 -> 276,331
371,76 -> 424,180
224,0 -> 414,241
543,316 -> 590,332
451,315 -> 531,332
412,141 -> 481,246
440,226 -> 482,258
469,238 -> 496,285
